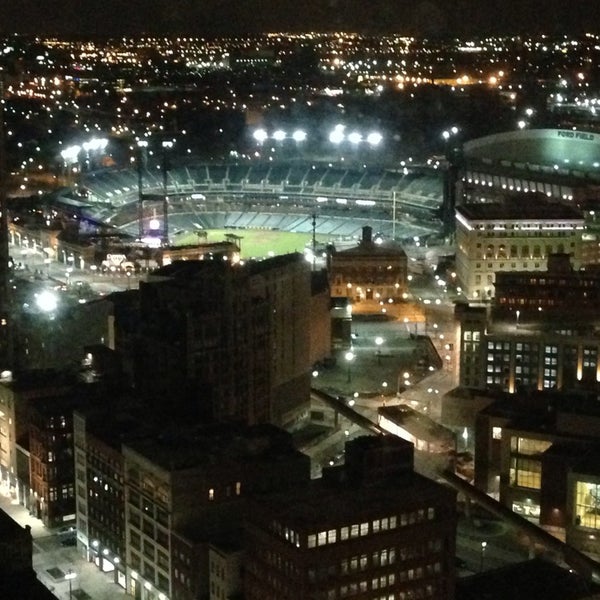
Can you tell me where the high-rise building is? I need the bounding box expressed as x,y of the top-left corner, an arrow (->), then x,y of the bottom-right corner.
245,436 -> 457,600
130,254 -> 312,427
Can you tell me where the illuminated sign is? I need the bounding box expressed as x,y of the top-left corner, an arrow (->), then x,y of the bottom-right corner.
557,130 -> 596,142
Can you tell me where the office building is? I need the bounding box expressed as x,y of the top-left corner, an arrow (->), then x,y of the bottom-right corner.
456,302 -> 600,393
455,196 -> 584,300
474,390 -> 600,559
245,436 -> 457,600
74,415 -> 310,600
493,253 -> 600,319
130,253 -> 312,427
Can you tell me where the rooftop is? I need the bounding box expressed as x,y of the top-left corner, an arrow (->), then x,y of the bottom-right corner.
250,469 -> 451,530
456,197 -> 583,221
123,422 -> 303,472
456,558 -> 600,600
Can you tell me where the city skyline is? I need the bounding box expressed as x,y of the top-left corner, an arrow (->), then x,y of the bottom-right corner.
0,0 -> 594,37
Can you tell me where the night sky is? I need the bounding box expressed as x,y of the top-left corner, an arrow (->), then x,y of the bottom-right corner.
0,0 -> 596,37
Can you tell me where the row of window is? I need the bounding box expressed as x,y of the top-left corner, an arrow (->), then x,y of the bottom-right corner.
307,509 -> 436,549
334,572 -> 441,599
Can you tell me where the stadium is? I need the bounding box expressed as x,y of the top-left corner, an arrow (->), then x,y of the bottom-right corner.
461,128 -> 600,204
78,161 -> 446,251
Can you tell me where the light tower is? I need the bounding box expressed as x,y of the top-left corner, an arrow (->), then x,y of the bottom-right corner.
136,139 -> 148,240
161,140 -> 174,246
0,71 -> 13,373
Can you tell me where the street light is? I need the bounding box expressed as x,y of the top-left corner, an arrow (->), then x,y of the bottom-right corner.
375,336 -> 384,365
65,569 -> 77,599
345,350 -> 354,384
516,310 -> 520,329
480,541 -> 487,572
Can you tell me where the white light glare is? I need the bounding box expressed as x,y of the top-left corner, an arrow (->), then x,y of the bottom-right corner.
253,129 -> 268,143
329,127 -> 345,144
348,132 -> 362,144
366,132 -> 383,146
36,290 -> 58,312
292,129 -> 307,142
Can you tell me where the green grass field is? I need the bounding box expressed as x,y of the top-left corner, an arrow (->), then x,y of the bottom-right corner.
174,229 -> 334,260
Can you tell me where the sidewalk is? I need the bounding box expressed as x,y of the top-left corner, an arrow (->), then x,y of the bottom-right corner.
0,485 -> 127,600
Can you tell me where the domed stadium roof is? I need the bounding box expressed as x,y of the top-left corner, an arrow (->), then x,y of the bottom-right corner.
464,129 -> 600,176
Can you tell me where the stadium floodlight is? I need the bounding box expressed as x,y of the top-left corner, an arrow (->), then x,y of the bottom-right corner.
366,132 -> 383,146
348,131 -> 362,145
272,129 -> 286,142
60,145 -> 81,164
292,129 -> 307,143
329,128 -> 345,144
253,128 -> 268,143
83,137 -> 108,153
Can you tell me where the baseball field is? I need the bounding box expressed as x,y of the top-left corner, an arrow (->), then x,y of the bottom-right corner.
173,228 -> 335,260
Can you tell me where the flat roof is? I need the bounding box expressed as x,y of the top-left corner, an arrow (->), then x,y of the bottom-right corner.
456,558 -> 600,600
456,197 -> 583,221
251,471 -> 452,529
123,423 -> 303,472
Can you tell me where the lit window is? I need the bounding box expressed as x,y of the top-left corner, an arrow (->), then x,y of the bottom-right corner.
492,427 -> 502,440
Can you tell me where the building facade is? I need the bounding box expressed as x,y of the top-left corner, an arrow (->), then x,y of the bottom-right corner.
328,226 -> 408,304
457,304 -> 600,393
455,197 -> 584,300
131,254 -> 312,427
245,436 -> 457,600
75,416 -> 310,600
474,391 -> 600,559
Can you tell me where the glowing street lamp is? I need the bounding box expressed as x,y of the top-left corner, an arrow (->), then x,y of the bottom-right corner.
65,569 -> 77,599
480,541 -> 487,572
375,336 -> 384,365
345,350 -> 355,383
